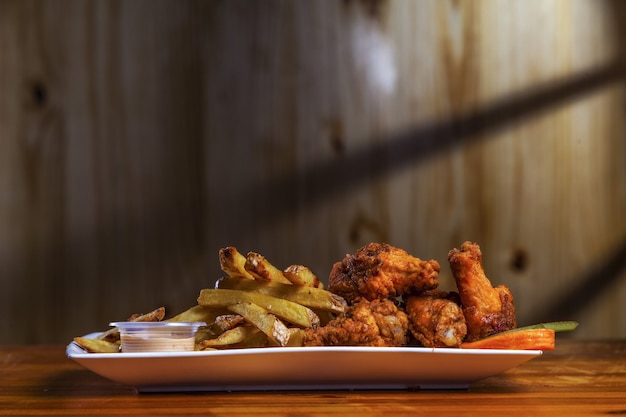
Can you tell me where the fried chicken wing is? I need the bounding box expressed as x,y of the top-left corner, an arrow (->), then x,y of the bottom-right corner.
448,241 -> 516,342
328,243 -> 440,304
303,298 -> 409,347
405,290 -> 467,348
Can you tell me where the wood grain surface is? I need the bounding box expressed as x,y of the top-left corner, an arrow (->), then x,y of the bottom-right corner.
1,0 -> 625,344
0,340 -> 624,416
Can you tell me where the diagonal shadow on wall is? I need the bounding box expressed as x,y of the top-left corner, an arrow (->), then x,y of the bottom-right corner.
275,62 -> 626,212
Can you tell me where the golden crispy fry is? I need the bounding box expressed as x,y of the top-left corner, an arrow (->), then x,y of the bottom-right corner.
167,305 -> 226,324
194,327 -> 220,344
197,289 -> 320,328
126,306 -> 166,322
74,337 -> 120,353
198,325 -> 260,349
97,328 -> 121,344
227,302 -> 290,347
244,252 -> 292,284
286,328 -> 305,347
283,264 -> 324,288
215,276 -> 347,314
313,309 -> 338,326
230,329 -> 270,348
214,314 -> 245,331
98,307 -> 166,343
168,305 -> 231,341
219,246 -> 255,279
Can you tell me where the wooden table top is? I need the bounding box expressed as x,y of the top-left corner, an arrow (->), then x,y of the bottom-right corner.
1,339 -> 624,416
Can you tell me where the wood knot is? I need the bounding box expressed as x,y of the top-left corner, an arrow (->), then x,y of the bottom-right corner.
31,82 -> 48,107
509,247 -> 529,273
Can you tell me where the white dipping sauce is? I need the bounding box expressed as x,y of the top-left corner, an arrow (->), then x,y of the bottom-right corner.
120,335 -> 196,352
110,321 -> 205,353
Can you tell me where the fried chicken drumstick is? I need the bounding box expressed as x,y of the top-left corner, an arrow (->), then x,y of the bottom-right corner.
328,243 -> 440,304
448,241 -> 516,342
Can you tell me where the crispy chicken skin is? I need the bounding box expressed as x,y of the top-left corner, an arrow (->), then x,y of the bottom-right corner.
448,241 -> 516,342
328,243 -> 440,304
303,298 -> 409,347
405,290 -> 467,348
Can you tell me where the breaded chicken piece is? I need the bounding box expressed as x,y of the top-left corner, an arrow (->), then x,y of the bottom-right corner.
448,241 -> 516,342
405,290 -> 467,348
303,298 -> 409,347
328,243 -> 440,304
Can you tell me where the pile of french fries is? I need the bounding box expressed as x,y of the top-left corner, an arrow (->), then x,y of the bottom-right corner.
73,247 -> 348,353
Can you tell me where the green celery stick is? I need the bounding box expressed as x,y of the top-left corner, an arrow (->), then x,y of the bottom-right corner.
502,321 -> 579,334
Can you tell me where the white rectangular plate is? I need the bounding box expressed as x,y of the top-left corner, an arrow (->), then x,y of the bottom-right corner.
67,333 -> 541,392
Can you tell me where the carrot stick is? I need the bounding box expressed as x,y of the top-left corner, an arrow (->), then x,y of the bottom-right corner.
460,328 -> 556,350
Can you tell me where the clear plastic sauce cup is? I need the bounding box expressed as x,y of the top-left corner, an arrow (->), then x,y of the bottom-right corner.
110,322 -> 206,353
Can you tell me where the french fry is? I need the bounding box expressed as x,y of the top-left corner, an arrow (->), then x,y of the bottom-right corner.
283,264 -> 324,288
214,314 -> 245,331
167,305 -> 232,340
195,327 -> 220,344
244,252 -> 292,285
74,337 -> 120,353
126,307 -> 166,322
197,288 -> 320,329
167,305 -> 226,324
215,276 -> 346,314
219,246 -> 255,279
98,306 -> 166,343
227,302 -> 290,347
97,328 -> 122,344
286,328 -> 305,347
230,328 -> 270,348
198,325 -> 260,349
313,309 -> 337,326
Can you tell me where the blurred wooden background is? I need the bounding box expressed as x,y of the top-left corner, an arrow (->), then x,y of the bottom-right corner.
1,0 -> 625,344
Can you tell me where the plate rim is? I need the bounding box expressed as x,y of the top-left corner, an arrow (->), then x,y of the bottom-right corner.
66,332 -> 543,391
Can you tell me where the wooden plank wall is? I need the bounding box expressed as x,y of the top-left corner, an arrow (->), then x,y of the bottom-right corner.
0,0 -> 625,344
